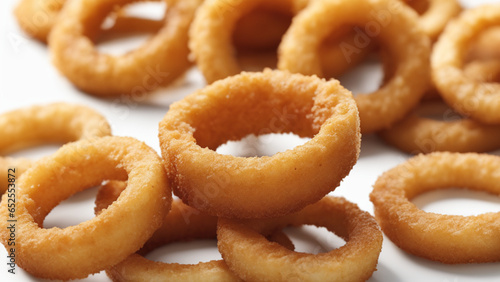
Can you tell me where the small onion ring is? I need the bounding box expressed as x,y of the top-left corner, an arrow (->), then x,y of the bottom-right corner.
370,152 -> 500,264
159,69 -> 360,219
0,136 -> 171,280
432,4 -> 500,125
278,0 -> 431,133
217,196 -> 383,282
95,182 -> 294,282
378,97 -> 500,154
403,0 -> 462,40
49,0 -> 201,97
0,103 -> 111,194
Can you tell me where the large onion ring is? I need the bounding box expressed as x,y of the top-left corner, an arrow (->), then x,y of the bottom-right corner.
403,0 -> 462,40
95,182 -> 294,282
159,69 -> 360,218
0,136 -> 171,279
432,4 -> 500,125
217,196 -> 383,282
0,103 -> 111,194
370,152 -> 500,264
278,0 -> 431,133
49,0 -> 201,97
379,98 -> 500,154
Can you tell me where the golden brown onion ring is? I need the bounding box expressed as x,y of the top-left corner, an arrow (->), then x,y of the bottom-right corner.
278,0 -> 431,133
371,152 -> 500,264
379,98 -> 500,154
159,69 -> 360,219
49,0 -> 201,97
432,4 -> 500,125
0,103 -> 111,195
217,196 -> 383,282
0,136 -> 171,280
14,0 -> 65,42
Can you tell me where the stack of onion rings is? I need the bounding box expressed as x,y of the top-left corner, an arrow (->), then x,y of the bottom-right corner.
0,103 -> 111,195
278,0 -> 431,133
49,0 -> 201,97
217,196 -> 383,281
0,136 -> 171,280
95,182 -> 295,281
432,4 -> 500,125
370,152 -> 500,263
159,69 -> 360,218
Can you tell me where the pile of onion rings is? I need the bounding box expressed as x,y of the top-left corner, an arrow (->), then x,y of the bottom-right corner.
96,183 -> 295,282
0,136 -> 171,280
370,152 -> 500,264
0,103 -> 111,195
159,69 -> 360,218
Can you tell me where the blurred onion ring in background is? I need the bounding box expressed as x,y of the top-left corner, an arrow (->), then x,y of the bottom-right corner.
432,4 -> 500,125
159,69 -> 360,219
217,196 -> 383,282
95,183 -> 295,282
0,136 -> 171,280
49,0 -> 201,97
14,0 -> 65,42
370,152 -> 500,264
278,0 -> 431,133
0,103 -> 111,195
403,0 -> 462,40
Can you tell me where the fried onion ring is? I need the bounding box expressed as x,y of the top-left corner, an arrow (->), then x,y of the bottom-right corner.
0,136 -> 171,279
278,0 -> 431,133
159,69 -> 360,218
49,0 -> 201,96
0,103 -> 111,195
371,152 -> 500,264
403,0 -> 462,40
217,196 -> 383,281
432,4 -> 500,125
379,97 -> 500,154
95,182 -> 294,282
14,0 -> 65,42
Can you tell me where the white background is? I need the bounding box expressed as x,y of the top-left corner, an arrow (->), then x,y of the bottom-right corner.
1,0 -> 500,281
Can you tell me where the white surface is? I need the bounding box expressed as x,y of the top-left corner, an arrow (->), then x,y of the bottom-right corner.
1,0 -> 500,281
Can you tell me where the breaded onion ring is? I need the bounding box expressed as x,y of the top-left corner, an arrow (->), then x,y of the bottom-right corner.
432,4 -> 500,125
218,196 -> 383,282
379,98 -> 500,154
0,136 -> 171,280
371,152 -> 500,264
0,103 -> 111,195
159,69 -> 360,219
95,182 -> 294,282
49,0 -> 201,97
278,0 -> 431,133
465,26 -> 500,63
403,0 -> 462,40
14,0 -> 65,42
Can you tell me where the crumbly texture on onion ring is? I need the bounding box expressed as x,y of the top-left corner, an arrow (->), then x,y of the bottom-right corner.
278,0 -> 431,133
49,0 -> 201,97
404,0 -> 462,40
217,196 -> 383,282
0,136 -> 171,280
370,152 -> 500,264
95,183 -> 294,282
0,103 -> 111,194
432,4 -> 500,125
159,69 -> 360,219
14,0 -> 65,42
379,98 -> 500,154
